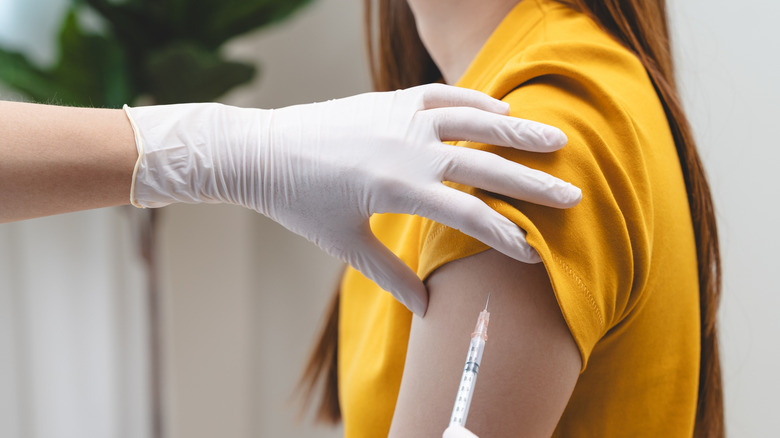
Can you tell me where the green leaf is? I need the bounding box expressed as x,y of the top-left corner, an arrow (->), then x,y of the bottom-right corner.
167,0 -> 314,47
50,9 -> 133,107
144,42 -> 256,104
206,0 -> 314,45
2,0 -> 315,106
83,0 -> 170,52
0,8 -> 132,107
0,49 -> 68,102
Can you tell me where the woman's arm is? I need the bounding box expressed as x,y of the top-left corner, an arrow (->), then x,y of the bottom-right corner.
0,101 -> 137,222
388,249 -> 581,437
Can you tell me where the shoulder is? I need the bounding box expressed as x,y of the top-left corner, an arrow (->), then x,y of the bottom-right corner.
424,38 -> 666,365
489,0 -> 662,125
421,0 -> 679,366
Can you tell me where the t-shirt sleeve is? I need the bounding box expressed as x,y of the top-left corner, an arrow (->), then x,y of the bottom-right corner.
416,72 -> 653,371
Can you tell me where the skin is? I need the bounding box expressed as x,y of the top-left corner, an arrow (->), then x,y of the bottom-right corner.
0,101 -> 137,222
388,0 -> 583,436
389,251 -> 581,437
407,0 -> 522,84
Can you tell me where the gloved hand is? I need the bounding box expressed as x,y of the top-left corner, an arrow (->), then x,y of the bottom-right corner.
123,83 -> 581,316
444,424 -> 479,438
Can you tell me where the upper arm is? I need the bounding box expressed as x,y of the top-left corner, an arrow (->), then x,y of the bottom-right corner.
386,51 -> 656,437
388,249 -> 581,437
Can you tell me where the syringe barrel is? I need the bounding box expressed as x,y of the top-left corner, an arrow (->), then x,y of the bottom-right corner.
449,336 -> 486,427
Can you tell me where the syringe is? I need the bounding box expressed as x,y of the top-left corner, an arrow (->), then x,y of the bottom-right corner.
449,293 -> 491,428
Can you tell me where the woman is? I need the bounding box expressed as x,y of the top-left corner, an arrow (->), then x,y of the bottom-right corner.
302,0 -> 722,436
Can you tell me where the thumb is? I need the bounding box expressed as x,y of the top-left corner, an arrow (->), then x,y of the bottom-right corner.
443,425 -> 479,438
345,226 -> 428,316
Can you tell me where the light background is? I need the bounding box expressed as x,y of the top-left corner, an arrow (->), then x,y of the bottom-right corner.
0,0 -> 778,436
669,2 -> 780,435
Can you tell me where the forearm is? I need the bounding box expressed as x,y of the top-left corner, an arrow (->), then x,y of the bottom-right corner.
0,101 -> 138,222
0,86 -> 581,319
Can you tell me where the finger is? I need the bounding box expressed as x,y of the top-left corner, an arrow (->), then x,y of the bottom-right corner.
441,146 -> 582,208
346,225 -> 429,316
414,186 -> 542,264
443,425 -> 480,438
421,106 -> 568,151
413,83 -> 511,115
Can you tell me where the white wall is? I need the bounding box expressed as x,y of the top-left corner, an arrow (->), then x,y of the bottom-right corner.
0,210 -> 151,438
670,1 -> 780,435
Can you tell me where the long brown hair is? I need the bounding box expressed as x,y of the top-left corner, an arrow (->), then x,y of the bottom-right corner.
301,1 -> 724,435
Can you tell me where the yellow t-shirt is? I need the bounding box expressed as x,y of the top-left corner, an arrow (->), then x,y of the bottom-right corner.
338,0 -> 701,436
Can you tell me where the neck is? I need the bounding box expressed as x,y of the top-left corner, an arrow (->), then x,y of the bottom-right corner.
408,0 -> 521,84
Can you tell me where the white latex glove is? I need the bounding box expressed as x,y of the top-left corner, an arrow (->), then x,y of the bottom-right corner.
123,83 -> 581,315
444,425 -> 479,438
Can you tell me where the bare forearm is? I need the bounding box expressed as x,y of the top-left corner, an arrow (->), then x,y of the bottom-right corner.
0,101 -> 138,222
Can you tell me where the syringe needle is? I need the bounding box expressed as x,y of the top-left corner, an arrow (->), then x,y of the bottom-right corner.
484,293 -> 491,311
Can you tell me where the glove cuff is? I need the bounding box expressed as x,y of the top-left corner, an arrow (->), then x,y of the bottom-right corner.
122,102 -> 266,209
123,104 -> 147,209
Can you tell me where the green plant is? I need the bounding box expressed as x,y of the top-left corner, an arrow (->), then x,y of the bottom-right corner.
0,0 -> 313,107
